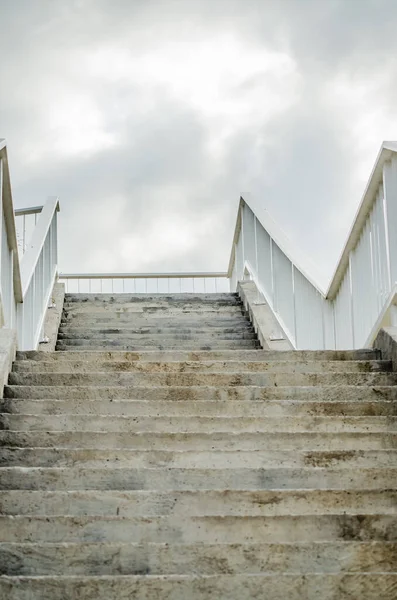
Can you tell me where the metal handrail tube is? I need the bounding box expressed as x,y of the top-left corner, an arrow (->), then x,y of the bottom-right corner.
59,272 -> 227,280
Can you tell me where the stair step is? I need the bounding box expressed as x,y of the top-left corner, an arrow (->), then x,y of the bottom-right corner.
8,371 -> 397,387
0,489 -> 395,516
0,431 -> 397,451
11,359 -> 392,374
61,316 -> 252,327
55,340 -> 261,350
57,331 -> 258,341
1,573 -> 396,600
1,466 -> 396,491
2,414 -> 396,433
0,514 -> 395,543
1,448 -> 395,469
1,541 -> 396,576
1,430 -> 396,450
63,293 -> 241,304
7,384 -> 396,402
3,399 -> 396,417
16,349 -> 382,362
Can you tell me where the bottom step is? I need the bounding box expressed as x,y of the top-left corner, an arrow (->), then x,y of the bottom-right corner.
1,573 -> 396,599
0,541 -> 395,576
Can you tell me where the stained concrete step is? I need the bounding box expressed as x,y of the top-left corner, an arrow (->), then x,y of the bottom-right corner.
2,573 -> 397,600
2,430 -> 394,451
5,384 -> 397,405
61,316 -> 252,327
3,399 -> 396,417
63,305 -> 246,315
6,384 -> 397,402
58,332 -> 258,342
64,293 -> 242,304
0,489 -> 395,517
11,359 -> 391,374
55,341 -> 261,351
59,322 -> 254,332
8,371 -> 397,387
0,514 -> 395,543
1,466 -> 396,491
16,349 -> 382,363
58,330 -> 258,341
2,414 -> 396,434
1,448 -> 395,469
0,541 -> 395,576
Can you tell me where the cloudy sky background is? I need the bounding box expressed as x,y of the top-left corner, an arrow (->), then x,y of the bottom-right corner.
1,0 -> 397,288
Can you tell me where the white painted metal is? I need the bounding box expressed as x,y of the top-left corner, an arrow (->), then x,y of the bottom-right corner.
59,272 -> 229,294
228,142 -> 397,349
0,140 -> 59,350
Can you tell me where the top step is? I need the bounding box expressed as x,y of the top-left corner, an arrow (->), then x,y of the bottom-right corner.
64,294 -> 240,305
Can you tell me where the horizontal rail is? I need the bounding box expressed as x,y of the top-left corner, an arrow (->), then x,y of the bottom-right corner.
14,205 -> 44,216
20,197 -> 60,298
59,272 -> 228,280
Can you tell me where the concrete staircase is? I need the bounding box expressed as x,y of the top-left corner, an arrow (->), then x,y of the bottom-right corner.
1,293 -> 397,598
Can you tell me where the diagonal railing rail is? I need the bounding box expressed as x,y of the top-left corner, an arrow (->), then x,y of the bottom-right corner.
228,141 -> 397,349
0,139 -> 59,350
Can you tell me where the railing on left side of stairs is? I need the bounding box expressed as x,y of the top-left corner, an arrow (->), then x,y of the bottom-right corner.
0,139 -> 60,350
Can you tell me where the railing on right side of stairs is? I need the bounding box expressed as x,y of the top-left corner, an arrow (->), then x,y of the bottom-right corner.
228,142 -> 397,350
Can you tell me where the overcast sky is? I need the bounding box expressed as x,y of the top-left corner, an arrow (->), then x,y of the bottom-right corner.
1,0 -> 397,287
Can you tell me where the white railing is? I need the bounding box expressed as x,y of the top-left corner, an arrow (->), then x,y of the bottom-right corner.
0,139 -> 59,350
14,205 -> 44,256
59,272 -> 229,294
228,141 -> 397,349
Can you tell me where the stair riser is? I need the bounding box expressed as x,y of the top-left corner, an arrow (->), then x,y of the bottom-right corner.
61,317 -> 252,327
8,372 -> 397,387
63,306 -> 246,316
3,399 -> 396,417
59,324 -> 254,333
63,293 -> 241,304
0,514 -> 395,543
1,467 -> 396,491
1,542 -> 396,576
0,489 -> 395,517
2,431 -> 394,451
1,574 -> 396,600
11,360 -> 391,374
55,341 -> 261,350
16,349 -> 382,362
1,449 -> 395,469
57,332 -> 258,341
2,414 -> 395,433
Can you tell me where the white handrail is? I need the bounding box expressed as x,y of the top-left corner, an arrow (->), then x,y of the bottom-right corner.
0,139 -> 60,350
60,272 -> 227,280
20,197 -> 59,297
0,141 -> 23,302
228,141 -> 397,349
59,272 -> 229,295
14,205 -> 44,216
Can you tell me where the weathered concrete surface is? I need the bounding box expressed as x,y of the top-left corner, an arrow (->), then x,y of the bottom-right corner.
1,292 -> 397,598
39,282 -> 65,352
1,574 -> 397,600
0,542 -> 395,576
16,348 -> 381,362
238,280 -> 293,351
